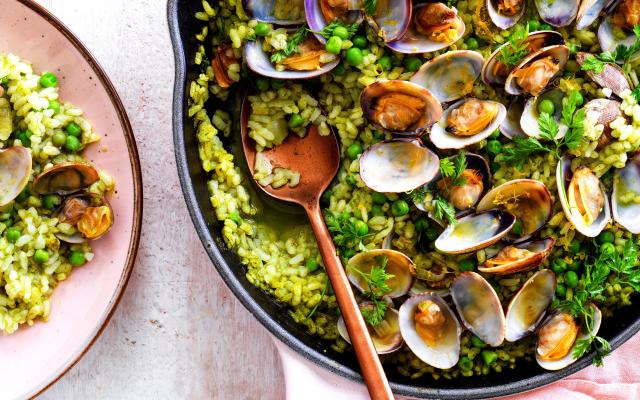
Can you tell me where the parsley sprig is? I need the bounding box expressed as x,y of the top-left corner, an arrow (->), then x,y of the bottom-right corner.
318,20 -> 359,40
439,151 -> 468,187
325,211 -> 372,251
433,196 -> 457,225
497,25 -> 530,68
349,256 -> 394,326
632,87 -> 640,104
580,24 -> 640,85
270,25 -> 310,63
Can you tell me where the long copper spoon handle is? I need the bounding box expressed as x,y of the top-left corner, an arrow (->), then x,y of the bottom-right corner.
305,202 -> 394,400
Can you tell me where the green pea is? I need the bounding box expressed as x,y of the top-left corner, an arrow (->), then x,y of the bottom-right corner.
556,283 -> 567,298
342,248 -> 356,259
403,56 -> 422,72
345,175 -> 357,186
66,122 -> 81,137
489,129 -> 501,139
288,113 -> 304,129
325,36 -> 343,55
347,143 -> 363,160
568,240 -> 581,254
571,90 -> 584,106
352,35 -> 368,49
42,194 -> 61,210
270,79 -> 285,89
510,219 -> 523,235
600,242 -> 616,256
306,257 -> 319,272
15,130 -> 32,147
424,227 -> 439,241
48,99 -> 61,114
69,251 -> 86,266
255,77 -> 270,91
15,188 -> 30,203
564,271 -> 579,288
65,135 -> 81,152
52,132 -> 67,147
471,335 -> 487,348
355,220 -> 369,236
414,217 -> 430,232
551,258 -> 567,274
229,211 -> 242,224
377,55 -> 392,71
540,23 -> 552,30
459,259 -> 475,272
5,227 -> 20,243
391,200 -> 409,217
345,47 -> 363,66
39,72 -> 58,88
538,99 -> 555,115
34,249 -> 49,263
459,356 -> 474,371
528,20 -> 540,31
254,22 -> 270,37
334,62 -> 348,76
597,231 -> 615,244
481,350 -> 498,365
371,192 -> 387,205
465,37 -> 479,50
371,205 -> 384,217
333,26 -> 350,40
486,140 -> 502,156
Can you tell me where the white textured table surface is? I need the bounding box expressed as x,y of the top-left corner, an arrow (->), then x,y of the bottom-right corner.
35,1 -> 285,399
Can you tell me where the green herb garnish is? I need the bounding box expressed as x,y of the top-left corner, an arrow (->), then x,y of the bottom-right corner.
349,256 -> 394,326
325,211 -> 372,250
433,196 -> 457,226
270,25 -> 310,63
632,87 -> 640,104
497,25 -> 530,68
439,151 -> 468,187
318,20 -> 359,40
580,24 -> 640,85
363,0 -> 378,15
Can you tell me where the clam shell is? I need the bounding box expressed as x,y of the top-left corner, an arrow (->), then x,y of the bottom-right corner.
429,99 -> 507,150
535,0 -> 579,27
500,97 -> 527,139
399,293 -> 462,369
386,4 -> 466,54
486,0 -> 526,29
359,138 -> 440,193
337,304 -> 404,354
520,88 -> 569,139
32,161 -> 99,195
576,0 -> 609,29
479,237 -> 556,275
612,154 -> 640,234
304,0 -> 363,43
476,179 -> 553,242
409,279 -> 450,297
556,156 -> 611,237
505,269 -> 556,342
411,50 -> 484,103
243,0 -> 306,25
451,272 -> 506,347
244,38 -> 339,79
536,306 -> 602,370
346,249 -> 416,298
505,44 -> 570,96
598,17 -> 638,53
366,0 -> 412,42
575,52 -> 631,97
0,146 -> 31,206
435,209 -> 516,254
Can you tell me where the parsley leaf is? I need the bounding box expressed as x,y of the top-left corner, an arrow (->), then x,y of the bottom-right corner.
325,211 -> 371,250
270,25 -> 310,63
318,20 -> 359,40
538,112 -> 559,142
497,25 -> 530,68
580,24 -> 640,84
632,87 -> 640,104
361,298 -> 388,327
408,185 -> 429,204
433,196 -> 457,225
439,151 -> 468,187
349,256 -> 394,326
439,158 -> 456,178
363,0 -> 377,15
501,136 -> 551,168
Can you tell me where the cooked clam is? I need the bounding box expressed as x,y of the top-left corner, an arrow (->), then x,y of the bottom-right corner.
365,0 -> 412,42
32,161 -> 99,195
212,46 -> 238,89
243,0 -> 306,25
476,179 -> 553,241
0,146 -> 32,206
56,193 -> 114,243
535,0 -> 579,27
487,0 -> 526,29
430,99 -> 507,150
520,88 -> 569,139
575,52 -> 631,97
451,272 -> 506,346
505,270 -> 556,342
435,209 -> 516,254
479,238 -> 556,275
399,293 -> 462,369
505,45 -> 569,96
438,169 -> 484,210
346,249 -> 416,298
359,139 -> 440,193
536,306 -> 602,370
612,154 -> 640,234
557,156 -> 611,237
337,302 -> 403,354
411,51 -> 484,103
611,0 -> 640,30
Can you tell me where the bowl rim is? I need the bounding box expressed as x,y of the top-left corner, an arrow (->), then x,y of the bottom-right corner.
8,1 -> 143,398
167,1 -> 640,398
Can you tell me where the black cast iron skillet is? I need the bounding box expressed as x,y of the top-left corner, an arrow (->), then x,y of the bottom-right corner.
168,1 -> 640,397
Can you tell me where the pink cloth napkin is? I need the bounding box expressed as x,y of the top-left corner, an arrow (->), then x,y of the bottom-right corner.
273,333 -> 640,399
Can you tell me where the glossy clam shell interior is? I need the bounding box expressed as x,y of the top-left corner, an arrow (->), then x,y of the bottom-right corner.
505,269 -> 556,342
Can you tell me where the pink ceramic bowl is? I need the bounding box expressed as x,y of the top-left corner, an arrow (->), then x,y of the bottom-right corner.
0,1 -> 142,399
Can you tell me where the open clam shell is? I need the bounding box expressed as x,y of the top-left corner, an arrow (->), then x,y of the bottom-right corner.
244,37 -> 339,80
337,303 -> 404,354
557,156 -> 611,237
535,0 -> 579,27
429,99 -> 506,150
486,0 -> 526,29
476,179 -> 553,242
505,269 -> 556,342
411,50 -> 484,103
451,272 -> 506,347
520,88 -> 569,139
0,146 -> 32,206
32,161 -> 99,195
304,0 -> 363,43
346,249 -> 416,298
386,3 -> 466,54
500,97 -> 527,139
433,152 -> 492,210
360,80 -> 442,135
536,305 -> 602,370
55,193 -> 114,243
576,0 -> 609,29
505,44 -> 570,96
612,154 -> 640,234
365,0 -> 412,43
598,17 -> 639,54
482,31 -> 564,87
399,293 -> 462,369
575,52 -> 631,97
479,238 -> 556,275
359,138 -> 440,193
435,209 -> 516,254
243,0 -> 306,25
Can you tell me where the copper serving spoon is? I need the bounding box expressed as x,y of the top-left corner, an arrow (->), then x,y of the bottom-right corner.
240,96 -> 394,400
